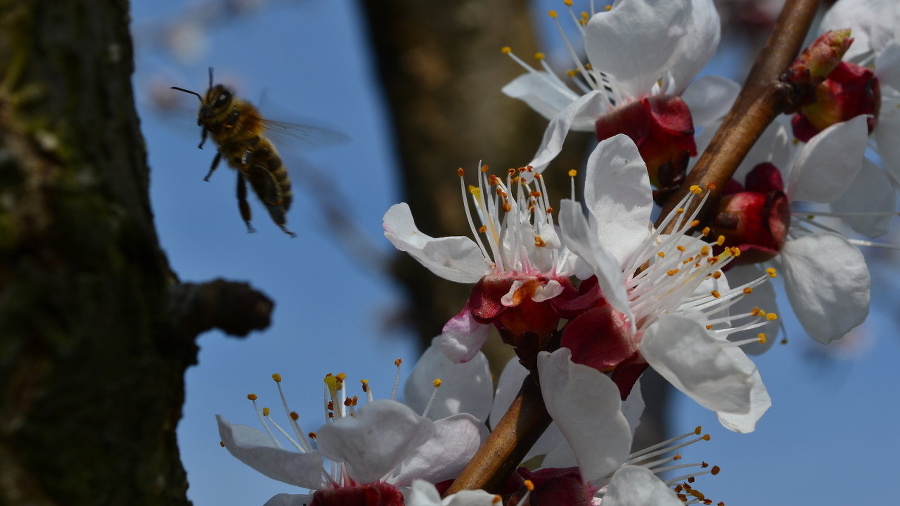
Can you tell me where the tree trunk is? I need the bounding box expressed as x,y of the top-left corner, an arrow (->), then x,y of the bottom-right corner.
0,2 -> 271,504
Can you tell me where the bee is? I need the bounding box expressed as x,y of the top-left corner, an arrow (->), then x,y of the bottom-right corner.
171,68 -> 341,237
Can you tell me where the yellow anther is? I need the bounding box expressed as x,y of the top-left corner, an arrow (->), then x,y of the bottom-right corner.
657,251 -> 666,258
766,267 -> 777,278
712,271 -> 722,279
534,52 -> 546,60
433,379 -> 443,388
468,185 -> 481,198
308,432 -> 317,439
360,379 -> 370,392
700,245 -> 710,256
701,227 -> 711,236
766,312 -> 778,321
262,407 -> 270,416
605,4 -> 612,10
716,235 -> 726,246
563,0 -> 573,5
702,434 -> 711,441
667,269 -> 679,276
757,333 -> 767,344
690,219 -> 700,227
705,324 -> 713,330
535,236 -> 547,247
694,426 -> 702,434
706,182 -> 716,190
457,167 -> 465,176
711,465 -> 721,475
481,164 -> 490,172
478,225 -> 487,233
272,373 -> 282,382
690,185 -> 702,195
710,290 -> 721,298
567,69 -> 578,77
524,480 -> 535,491
743,287 -> 753,294
676,245 -> 686,252
492,496 -> 502,504
750,307 -> 761,316
394,358 -> 403,366
289,412 -> 299,421
247,393 -> 258,401
548,9 -> 558,18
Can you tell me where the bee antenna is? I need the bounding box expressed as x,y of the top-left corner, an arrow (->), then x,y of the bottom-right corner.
170,86 -> 203,102
208,66 -> 214,89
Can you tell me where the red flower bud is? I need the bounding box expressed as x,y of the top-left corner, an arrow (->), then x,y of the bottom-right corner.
711,189 -> 791,265
792,61 -> 881,142
310,483 -> 404,506
595,95 -> 697,190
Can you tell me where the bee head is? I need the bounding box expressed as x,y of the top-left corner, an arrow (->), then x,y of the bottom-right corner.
198,84 -> 233,120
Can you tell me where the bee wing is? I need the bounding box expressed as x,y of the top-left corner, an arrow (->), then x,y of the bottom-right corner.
261,118 -> 349,150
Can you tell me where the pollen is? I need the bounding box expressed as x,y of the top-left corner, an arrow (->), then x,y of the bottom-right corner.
766,267 -> 777,278
568,169 -> 578,177
690,185 -> 703,195
433,379 -> 442,388
535,236 -> 547,247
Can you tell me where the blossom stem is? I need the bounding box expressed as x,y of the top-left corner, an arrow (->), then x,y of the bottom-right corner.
657,0 -> 821,231
443,373 -> 552,495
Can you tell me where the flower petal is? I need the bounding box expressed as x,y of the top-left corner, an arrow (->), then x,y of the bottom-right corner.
667,0 -> 722,94
820,0 -> 900,60
582,135 -> 653,267
786,115 -> 868,202
529,90 -> 610,172
501,72 -> 580,121
680,75 -> 740,127
831,158 -> 897,237
404,337 -> 493,421
584,0 -> 693,98
558,199 -> 633,323
383,203 -> 488,283
315,400 -> 435,485
217,416 -> 325,489
537,348 -> 632,483
780,233 -> 870,343
263,494 -> 316,506
391,414 -> 489,487
440,309 -> 492,363
874,88 -> 900,183
716,364 -> 770,433
602,465 -> 682,506
639,315 -> 756,414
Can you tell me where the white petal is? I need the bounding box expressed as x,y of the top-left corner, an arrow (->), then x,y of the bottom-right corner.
583,135 -> 655,267
529,91 -> 610,172
537,349 -> 632,483
876,43 -> 900,91
716,364 -> 770,433
680,75 -> 740,127
383,203 -> 489,283
442,490 -> 499,506
558,199 -> 633,324
440,311 -> 492,363
404,337 -> 493,421
501,72 -> 580,120
584,0 -> 692,98
874,88 -> 900,183
639,315 -> 756,414
781,233 -> 870,343
667,0 -> 722,94
602,465 -> 683,506
490,357 -> 567,462
731,118 -> 792,182
405,480 -> 443,506
622,378 -> 646,436
787,115 -> 868,203
315,400 -> 435,485
216,416 -> 325,489
391,414 -> 489,487
831,158 -> 897,237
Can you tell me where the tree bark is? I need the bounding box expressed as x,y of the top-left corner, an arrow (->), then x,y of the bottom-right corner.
0,2 -> 271,504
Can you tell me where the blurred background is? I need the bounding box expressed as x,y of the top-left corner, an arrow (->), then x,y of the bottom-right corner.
130,0 -> 900,504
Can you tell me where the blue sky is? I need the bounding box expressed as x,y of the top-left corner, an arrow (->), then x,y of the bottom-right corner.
130,1 -> 900,504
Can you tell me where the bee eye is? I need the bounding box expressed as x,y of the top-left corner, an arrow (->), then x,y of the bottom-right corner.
216,92 -> 230,105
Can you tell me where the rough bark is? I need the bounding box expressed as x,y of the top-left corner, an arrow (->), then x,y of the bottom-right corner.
0,2 -> 271,504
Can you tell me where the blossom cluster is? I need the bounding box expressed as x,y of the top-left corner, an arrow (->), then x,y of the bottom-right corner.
217,0 -> 898,503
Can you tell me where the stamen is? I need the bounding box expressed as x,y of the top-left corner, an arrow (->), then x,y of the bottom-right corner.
421,378 -> 442,418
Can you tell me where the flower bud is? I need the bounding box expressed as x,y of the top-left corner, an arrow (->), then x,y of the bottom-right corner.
309,482 -> 404,506
792,61 -> 880,142
786,29 -> 853,86
595,95 -> 697,192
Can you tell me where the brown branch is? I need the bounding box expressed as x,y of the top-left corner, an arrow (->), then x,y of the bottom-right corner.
170,279 -> 274,338
656,0 -> 821,230
444,374 -> 552,495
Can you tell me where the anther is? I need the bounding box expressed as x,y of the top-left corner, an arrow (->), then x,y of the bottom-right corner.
247,393 -> 258,401
548,10 -> 558,18
272,373 -> 282,382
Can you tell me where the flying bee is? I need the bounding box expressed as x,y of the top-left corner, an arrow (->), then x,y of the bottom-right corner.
171,67 -> 344,237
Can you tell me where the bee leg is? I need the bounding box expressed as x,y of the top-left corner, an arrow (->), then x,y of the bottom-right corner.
204,151 -> 222,181
198,127 -> 209,149
236,172 -> 256,233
